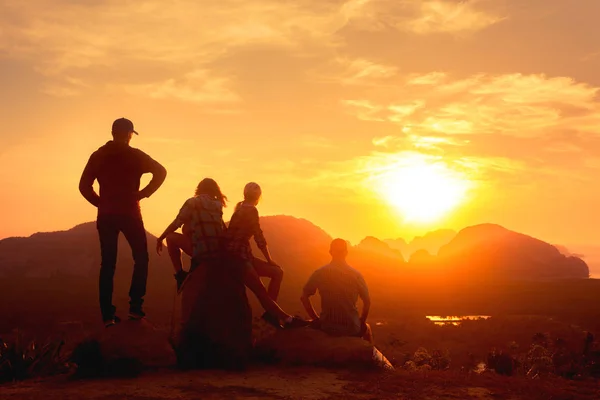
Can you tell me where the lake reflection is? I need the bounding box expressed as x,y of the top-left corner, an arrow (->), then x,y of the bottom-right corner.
426,315 -> 491,326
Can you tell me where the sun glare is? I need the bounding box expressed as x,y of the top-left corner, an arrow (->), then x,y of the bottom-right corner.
374,156 -> 471,223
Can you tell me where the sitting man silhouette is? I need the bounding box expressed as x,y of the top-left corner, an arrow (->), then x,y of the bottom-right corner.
301,238 -> 373,343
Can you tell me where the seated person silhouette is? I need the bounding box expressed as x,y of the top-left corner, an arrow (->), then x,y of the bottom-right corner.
301,239 -> 373,343
156,178 -> 307,330
224,182 -> 292,329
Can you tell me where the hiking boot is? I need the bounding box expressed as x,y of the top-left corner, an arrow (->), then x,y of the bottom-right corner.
262,312 -> 283,329
284,316 -> 310,329
175,270 -> 189,291
104,315 -> 121,328
128,307 -> 145,320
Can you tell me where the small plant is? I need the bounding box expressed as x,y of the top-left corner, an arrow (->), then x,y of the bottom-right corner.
403,347 -> 451,371
0,333 -> 68,382
430,349 -> 451,370
486,348 -> 516,376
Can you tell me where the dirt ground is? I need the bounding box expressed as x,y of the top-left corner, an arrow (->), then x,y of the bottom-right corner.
3,315 -> 600,399
2,367 -> 599,400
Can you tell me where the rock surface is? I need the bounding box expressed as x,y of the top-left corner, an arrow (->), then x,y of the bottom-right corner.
252,319 -> 393,370
71,319 -> 175,377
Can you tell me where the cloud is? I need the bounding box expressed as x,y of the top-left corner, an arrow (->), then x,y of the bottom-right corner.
373,134 -> 466,151
341,99 -> 386,121
387,101 -> 426,122
344,72 -> 600,138
344,0 -> 505,34
0,0 -> 348,72
41,76 -> 89,97
123,69 -> 241,107
341,99 -> 425,122
0,0 -> 506,113
405,0 -> 505,34
0,0 -> 355,107
1,0 -> 504,81
407,72 -> 448,85
333,71 -> 600,193
318,57 -> 399,86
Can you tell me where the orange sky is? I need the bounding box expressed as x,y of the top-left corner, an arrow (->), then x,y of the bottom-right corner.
1,0 -> 600,246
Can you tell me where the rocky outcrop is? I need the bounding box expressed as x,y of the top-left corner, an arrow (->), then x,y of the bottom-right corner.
252,318 -> 393,370
70,319 -> 175,377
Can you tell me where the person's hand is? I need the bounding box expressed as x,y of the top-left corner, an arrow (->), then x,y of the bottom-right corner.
156,238 -> 164,255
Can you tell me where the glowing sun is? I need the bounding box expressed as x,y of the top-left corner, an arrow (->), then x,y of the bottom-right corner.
376,158 -> 471,223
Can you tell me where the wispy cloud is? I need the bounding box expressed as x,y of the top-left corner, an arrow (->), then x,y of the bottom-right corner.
344,73 -> 600,138
41,77 -> 89,97
407,72 -> 448,86
312,57 -> 399,86
344,0 -> 505,34
405,0 -> 505,34
341,99 -> 387,121
373,134 -> 466,151
0,0 -> 348,73
124,69 -> 241,107
0,0 -> 355,108
332,70 -> 600,193
0,0 -> 505,103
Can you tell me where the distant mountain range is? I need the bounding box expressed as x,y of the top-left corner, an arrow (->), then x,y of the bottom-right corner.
0,217 -> 589,281
0,216 -> 590,333
383,229 -> 457,259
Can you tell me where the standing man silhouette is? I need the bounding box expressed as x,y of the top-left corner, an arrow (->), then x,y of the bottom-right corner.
79,118 -> 167,327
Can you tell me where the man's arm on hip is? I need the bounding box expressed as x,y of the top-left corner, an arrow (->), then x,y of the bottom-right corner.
138,151 -> 167,199
79,154 -> 100,207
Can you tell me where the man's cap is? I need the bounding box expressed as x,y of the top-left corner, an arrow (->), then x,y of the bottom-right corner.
330,238 -> 348,254
112,118 -> 138,135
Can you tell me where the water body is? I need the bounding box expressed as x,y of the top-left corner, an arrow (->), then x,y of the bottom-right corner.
426,315 -> 491,326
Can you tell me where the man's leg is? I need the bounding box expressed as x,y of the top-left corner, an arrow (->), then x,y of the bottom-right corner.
252,257 -> 283,301
121,216 -> 149,318
97,215 -> 120,325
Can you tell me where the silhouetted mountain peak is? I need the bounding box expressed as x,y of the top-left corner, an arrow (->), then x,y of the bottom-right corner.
436,224 -> 589,279
383,229 -> 456,258
359,236 -> 388,248
253,215 -> 332,250
356,236 -> 404,261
